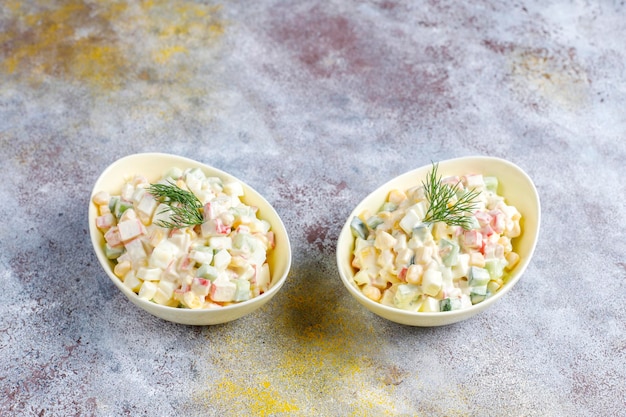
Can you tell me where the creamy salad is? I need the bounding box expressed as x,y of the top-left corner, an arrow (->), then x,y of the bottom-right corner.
350,172 -> 521,312
92,167 -> 274,309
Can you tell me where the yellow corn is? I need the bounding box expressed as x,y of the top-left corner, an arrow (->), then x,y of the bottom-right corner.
98,204 -> 111,216
506,220 -> 521,238
92,191 -> 110,205
176,179 -> 189,191
114,261 -> 131,278
358,209 -> 372,222
388,189 -> 407,205
405,264 -> 423,285
469,252 -> 485,267
230,255 -> 248,268
362,284 -> 382,301
149,228 -> 165,248
487,280 -> 501,294
375,230 -> 396,250
505,251 -> 520,270
498,236 -> 512,252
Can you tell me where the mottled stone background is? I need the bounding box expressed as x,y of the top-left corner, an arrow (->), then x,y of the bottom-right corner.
1,1 -> 624,416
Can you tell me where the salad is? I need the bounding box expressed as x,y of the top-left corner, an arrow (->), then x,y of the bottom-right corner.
92,167 -> 275,309
349,165 -> 522,313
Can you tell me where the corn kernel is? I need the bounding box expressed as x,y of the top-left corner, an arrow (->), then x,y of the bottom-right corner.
176,179 -> 188,191
230,255 -> 248,268
362,284 -> 382,301
497,236 -> 512,252
487,280 -> 501,294
358,209 -> 372,222
469,251 -> 485,267
98,204 -> 111,216
388,189 -> 407,205
375,231 -> 397,250
506,220 -> 521,238
405,264 -> 423,285
149,229 -> 165,248
114,261 -> 131,278
92,191 -> 110,205
505,251 -> 520,270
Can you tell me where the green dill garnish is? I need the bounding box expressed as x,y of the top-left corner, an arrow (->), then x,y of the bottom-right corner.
422,163 -> 480,230
146,181 -> 204,229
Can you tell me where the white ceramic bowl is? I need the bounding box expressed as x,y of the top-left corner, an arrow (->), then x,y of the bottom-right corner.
89,153 -> 292,325
336,156 -> 541,327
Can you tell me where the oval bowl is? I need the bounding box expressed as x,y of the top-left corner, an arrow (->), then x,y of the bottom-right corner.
336,156 -> 540,327
89,153 -> 292,325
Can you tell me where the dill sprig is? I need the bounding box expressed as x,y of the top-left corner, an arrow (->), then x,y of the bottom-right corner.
422,163 -> 480,230
147,181 -> 204,229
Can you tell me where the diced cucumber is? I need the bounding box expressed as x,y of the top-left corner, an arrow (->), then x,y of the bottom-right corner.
190,246 -> 214,265
229,204 -> 256,220
470,285 -> 487,296
366,215 -> 384,230
108,196 -> 120,215
234,278 -> 251,302
470,287 -> 488,305
187,167 -> 207,181
484,176 -> 498,193
105,243 -> 124,259
350,217 -> 368,239
468,266 -> 490,287
454,185 -> 467,199
440,297 -> 463,312
164,167 -> 183,180
379,202 -> 397,213
485,258 -> 506,280
193,245 -> 214,253
196,264 -> 219,281
393,284 -> 421,310
114,199 -> 133,218
439,238 -> 460,267
233,233 -> 260,252
412,223 -> 431,242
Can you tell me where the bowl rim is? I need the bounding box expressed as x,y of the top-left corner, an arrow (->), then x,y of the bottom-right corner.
89,152 -> 292,322
336,155 -> 541,326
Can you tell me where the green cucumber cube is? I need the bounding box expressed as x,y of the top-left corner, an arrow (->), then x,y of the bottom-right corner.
393,284 -> 421,310
470,291 -> 487,304
440,297 -> 462,311
114,199 -> 133,218
108,196 -> 120,215
468,266 -> 490,287
234,278 -> 251,302
366,215 -> 384,230
350,217 -> 368,239
484,176 -> 498,192
105,244 -> 125,260
379,202 -> 397,212
439,238 -> 460,267
412,223 -> 431,242
485,258 -> 506,280
196,264 -> 219,281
